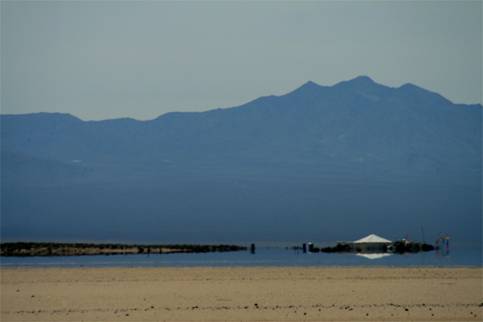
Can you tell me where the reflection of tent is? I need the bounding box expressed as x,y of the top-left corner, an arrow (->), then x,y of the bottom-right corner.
352,234 -> 391,252
356,253 -> 392,260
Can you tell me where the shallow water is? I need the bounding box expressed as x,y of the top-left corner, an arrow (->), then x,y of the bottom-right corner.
1,243 -> 480,268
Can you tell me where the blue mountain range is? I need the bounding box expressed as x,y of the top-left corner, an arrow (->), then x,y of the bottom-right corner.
1,76 -> 481,243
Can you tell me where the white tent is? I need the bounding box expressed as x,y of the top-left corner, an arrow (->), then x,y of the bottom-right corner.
354,234 -> 391,244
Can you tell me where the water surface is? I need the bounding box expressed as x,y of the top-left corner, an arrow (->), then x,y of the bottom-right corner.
1,243 -> 480,268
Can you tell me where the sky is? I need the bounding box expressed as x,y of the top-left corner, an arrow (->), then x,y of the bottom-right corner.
1,1 -> 481,121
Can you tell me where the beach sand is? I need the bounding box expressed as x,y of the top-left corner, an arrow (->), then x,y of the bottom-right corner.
1,267 -> 481,321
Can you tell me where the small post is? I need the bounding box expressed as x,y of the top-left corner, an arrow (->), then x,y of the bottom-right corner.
250,243 -> 256,254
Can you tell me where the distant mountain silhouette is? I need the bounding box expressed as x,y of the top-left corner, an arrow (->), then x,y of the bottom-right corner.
1,76 -> 481,243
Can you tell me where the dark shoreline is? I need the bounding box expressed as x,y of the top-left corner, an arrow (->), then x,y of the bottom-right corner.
0,242 -> 247,257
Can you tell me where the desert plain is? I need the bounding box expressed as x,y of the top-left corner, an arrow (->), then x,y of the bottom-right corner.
1,267 -> 482,321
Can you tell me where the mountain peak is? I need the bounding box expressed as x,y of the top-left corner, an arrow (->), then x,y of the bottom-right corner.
399,82 -> 423,91
302,80 -> 319,86
336,75 -> 377,87
287,80 -> 323,96
351,75 -> 375,83
398,82 -> 452,105
298,80 -> 322,90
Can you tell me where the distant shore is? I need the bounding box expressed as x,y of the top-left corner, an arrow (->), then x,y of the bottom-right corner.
0,242 -> 247,257
1,267 -> 481,321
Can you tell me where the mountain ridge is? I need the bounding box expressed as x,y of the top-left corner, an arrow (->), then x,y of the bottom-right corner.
2,76 -> 479,123
1,76 -> 481,243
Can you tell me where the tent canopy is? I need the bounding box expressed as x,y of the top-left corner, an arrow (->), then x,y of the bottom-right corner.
354,234 -> 391,244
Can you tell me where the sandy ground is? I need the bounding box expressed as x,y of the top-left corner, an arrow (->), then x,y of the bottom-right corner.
1,267 -> 482,321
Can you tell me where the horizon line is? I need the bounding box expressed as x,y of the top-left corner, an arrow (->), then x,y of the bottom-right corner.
1,75 -> 481,122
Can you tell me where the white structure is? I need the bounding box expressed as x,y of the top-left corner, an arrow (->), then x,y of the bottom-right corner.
352,234 -> 391,252
354,234 -> 391,244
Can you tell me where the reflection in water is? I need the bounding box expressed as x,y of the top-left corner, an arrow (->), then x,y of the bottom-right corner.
435,235 -> 451,257
356,253 -> 393,260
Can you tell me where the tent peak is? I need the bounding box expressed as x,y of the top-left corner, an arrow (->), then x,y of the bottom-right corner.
354,234 -> 391,244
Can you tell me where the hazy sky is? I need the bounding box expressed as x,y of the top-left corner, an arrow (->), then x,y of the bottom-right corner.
1,1 -> 481,120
